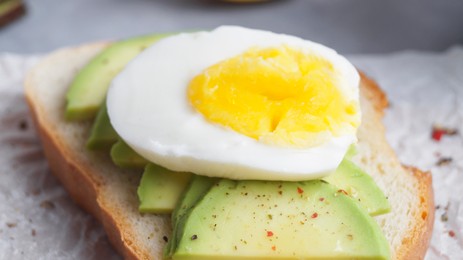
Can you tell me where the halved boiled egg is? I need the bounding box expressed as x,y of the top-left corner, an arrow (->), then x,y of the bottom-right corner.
107,26 -> 360,181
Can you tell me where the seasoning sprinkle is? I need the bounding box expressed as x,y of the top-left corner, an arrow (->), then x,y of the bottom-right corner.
40,200 -> 55,210
297,187 -> 304,194
163,236 -> 168,242
19,120 -> 28,131
267,231 -> 274,237
441,213 -> 448,222
337,189 -> 348,195
436,157 -> 453,166
191,234 -> 198,240
449,230 -> 456,237
432,125 -> 458,141
319,197 -> 325,202
6,223 -> 17,228
432,129 -> 445,141
311,212 -> 318,219
271,245 -> 276,251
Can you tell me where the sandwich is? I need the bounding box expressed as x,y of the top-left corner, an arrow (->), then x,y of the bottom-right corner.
24,26 -> 434,259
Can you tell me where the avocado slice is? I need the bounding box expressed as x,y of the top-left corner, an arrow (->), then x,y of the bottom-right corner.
86,101 -> 148,168
165,175 -> 218,258
172,175 -> 218,225
137,164 -> 192,214
324,159 -> 391,216
110,140 -> 148,169
172,179 -> 390,260
345,144 -> 358,159
65,33 -> 169,121
86,100 -> 119,150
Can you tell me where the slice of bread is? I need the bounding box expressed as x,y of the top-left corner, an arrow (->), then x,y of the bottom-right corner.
24,43 -> 434,260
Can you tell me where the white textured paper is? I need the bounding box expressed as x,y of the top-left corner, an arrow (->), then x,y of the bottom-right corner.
0,47 -> 462,259
0,54 -> 120,259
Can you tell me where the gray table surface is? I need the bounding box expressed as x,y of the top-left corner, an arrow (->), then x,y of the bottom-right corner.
1,0 -> 463,54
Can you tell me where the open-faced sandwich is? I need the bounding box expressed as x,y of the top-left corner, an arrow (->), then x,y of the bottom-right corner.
24,26 -> 434,259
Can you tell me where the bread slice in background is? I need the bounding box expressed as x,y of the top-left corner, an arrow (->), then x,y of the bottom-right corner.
24,43 -> 434,260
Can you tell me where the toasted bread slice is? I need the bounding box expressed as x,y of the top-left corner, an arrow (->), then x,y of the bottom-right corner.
24,43 -> 434,260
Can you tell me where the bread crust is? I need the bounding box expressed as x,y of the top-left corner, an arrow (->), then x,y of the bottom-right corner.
24,43 -> 145,259
358,71 -> 388,116
358,73 -> 434,260
396,166 -> 434,260
24,44 -> 434,260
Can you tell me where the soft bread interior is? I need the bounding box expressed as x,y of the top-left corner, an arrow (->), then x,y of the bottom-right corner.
24,43 -> 433,260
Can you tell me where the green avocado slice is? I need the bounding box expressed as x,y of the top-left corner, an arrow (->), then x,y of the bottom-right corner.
137,164 -> 192,214
165,175 -> 218,258
65,33 -> 169,121
172,179 -> 390,260
324,159 -> 391,216
110,140 -> 148,169
171,175 -> 219,226
86,100 -> 118,150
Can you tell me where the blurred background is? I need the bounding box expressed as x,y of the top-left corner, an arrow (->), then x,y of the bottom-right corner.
1,0 -> 463,54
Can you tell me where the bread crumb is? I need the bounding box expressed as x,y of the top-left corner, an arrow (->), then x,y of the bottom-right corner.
40,200 -> 55,209
436,157 -> 452,166
440,213 -> 448,222
18,120 -> 28,131
6,223 -> 17,228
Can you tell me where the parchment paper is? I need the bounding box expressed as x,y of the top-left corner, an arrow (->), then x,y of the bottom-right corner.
1,47 -> 462,259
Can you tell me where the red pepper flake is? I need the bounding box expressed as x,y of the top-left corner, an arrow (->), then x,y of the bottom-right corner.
311,212 -> 318,219
319,197 -> 325,202
297,187 -> 304,194
337,189 -> 348,195
432,129 -> 445,141
449,230 -> 456,237
267,231 -> 274,237
431,126 -> 458,142
271,245 -> 276,251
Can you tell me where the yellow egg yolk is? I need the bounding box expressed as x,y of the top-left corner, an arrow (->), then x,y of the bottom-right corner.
188,45 -> 360,147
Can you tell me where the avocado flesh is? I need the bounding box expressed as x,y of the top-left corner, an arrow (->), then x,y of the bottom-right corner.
110,140 -> 148,169
137,164 -> 192,214
65,33 -> 169,121
86,100 -> 118,150
165,175 -> 218,258
172,175 -> 218,225
172,179 -> 390,260
344,144 -> 358,159
324,159 -> 391,216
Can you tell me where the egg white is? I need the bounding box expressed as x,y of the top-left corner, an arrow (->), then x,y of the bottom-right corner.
107,26 -> 360,181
